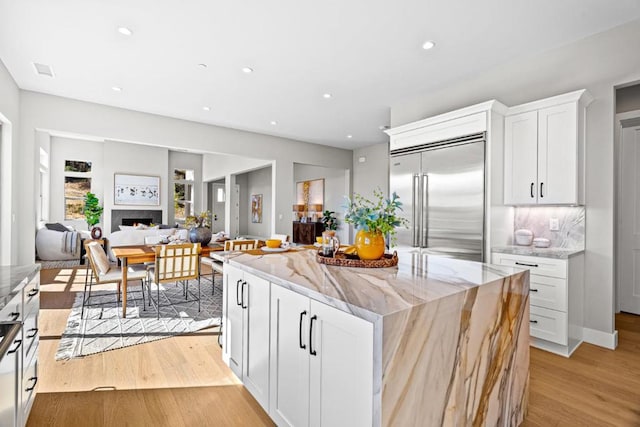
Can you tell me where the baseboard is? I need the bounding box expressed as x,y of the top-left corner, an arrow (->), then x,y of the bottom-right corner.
583,327 -> 618,350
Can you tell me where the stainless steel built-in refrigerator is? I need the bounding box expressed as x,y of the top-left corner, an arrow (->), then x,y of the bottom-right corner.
390,133 -> 485,262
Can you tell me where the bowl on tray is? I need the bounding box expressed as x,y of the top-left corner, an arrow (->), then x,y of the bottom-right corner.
266,239 -> 282,248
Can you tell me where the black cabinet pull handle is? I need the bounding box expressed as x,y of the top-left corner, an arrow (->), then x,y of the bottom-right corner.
530,320 -> 538,324
25,377 -> 38,392
530,182 -> 534,198
27,328 -> 39,339
8,339 -> 22,354
27,288 -> 39,297
299,311 -> 307,349
540,182 -> 544,198
515,261 -> 538,268
309,315 -> 317,356
236,279 -> 242,306
241,281 -> 248,309
9,312 -> 19,321
530,289 -> 539,293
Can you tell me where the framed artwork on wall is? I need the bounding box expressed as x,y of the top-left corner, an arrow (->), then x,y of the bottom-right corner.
251,194 -> 263,223
114,173 -> 160,206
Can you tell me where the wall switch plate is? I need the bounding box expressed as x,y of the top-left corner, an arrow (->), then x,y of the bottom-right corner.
549,218 -> 559,231
278,213 -> 283,220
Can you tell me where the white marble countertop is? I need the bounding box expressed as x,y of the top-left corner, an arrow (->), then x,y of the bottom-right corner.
0,264 -> 41,312
225,248 -> 525,321
492,245 -> 585,259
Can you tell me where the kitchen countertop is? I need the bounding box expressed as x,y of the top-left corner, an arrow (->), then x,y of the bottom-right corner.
492,245 -> 584,259
0,264 -> 41,312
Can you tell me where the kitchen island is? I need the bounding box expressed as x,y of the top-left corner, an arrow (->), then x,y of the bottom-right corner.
221,248 -> 529,427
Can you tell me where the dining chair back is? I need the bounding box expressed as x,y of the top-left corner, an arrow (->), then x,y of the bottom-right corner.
270,234 -> 290,242
224,239 -> 259,251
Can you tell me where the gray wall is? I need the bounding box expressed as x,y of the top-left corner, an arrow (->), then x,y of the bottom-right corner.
0,59 -> 20,265
353,143 -> 389,200
246,166 -> 272,237
390,18 -> 640,337
616,84 -> 640,113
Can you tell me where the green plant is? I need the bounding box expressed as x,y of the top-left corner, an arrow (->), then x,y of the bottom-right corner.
83,192 -> 104,227
344,189 -> 408,245
185,210 -> 211,228
321,210 -> 338,231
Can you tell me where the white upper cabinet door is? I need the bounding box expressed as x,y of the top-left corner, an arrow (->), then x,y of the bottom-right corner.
537,103 -> 578,204
308,300 -> 373,427
224,264 -> 245,379
504,111 -> 538,204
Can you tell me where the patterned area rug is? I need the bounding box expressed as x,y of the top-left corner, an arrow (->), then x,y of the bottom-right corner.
38,259 -> 81,269
56,277 -> 222,360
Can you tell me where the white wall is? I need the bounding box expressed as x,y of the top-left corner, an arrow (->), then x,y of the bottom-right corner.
293,163 -> 350,244
352,143 -> 389,200
389,18 -> 640,337
0,59 -> 20,265
17,91 -> 352,264
168,150 -> 203,224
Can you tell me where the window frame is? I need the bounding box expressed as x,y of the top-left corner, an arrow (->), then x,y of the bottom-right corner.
63,160 -> 92,220
173,168 -> 195,223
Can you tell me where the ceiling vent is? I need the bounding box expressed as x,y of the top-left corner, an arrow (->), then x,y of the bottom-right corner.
32,62 -> 54,77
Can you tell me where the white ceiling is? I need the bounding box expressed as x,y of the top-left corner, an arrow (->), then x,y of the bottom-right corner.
1,0 -> 640,150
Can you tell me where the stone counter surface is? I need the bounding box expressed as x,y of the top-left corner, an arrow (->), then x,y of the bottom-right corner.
226,248 -> 529,426
492,245 -> 584,259
0,264 -> 41,312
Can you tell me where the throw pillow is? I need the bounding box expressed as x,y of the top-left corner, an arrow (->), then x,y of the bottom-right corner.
45,223 -> 69,232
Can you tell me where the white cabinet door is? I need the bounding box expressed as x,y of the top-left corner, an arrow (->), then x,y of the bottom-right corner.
269,285 -> 311,427
224,264 -> 245,379
242,272 -> 271,411
537,103 -> 578,204
309,301 -> 373,427
504,111 -> 538,204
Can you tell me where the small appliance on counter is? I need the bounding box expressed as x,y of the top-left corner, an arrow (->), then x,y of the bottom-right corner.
514,229 -> 534,246
533,237 -> 551,248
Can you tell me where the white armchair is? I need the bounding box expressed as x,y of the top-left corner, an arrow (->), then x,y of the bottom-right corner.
35,222 -> 91,261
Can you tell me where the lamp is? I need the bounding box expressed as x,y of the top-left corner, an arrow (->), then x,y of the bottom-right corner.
292,204 -> 305,221
309,204 -> 323,221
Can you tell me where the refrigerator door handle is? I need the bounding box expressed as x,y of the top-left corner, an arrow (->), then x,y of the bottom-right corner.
413,174 -> 420,247
422,174 -> 429,248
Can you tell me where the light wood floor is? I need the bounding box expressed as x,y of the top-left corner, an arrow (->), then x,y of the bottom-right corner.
29,267 -> 640,426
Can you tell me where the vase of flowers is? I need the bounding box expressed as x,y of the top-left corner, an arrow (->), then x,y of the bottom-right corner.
344,190 -> 407,260
84,192 -> 104,239
186,211 -> 212,246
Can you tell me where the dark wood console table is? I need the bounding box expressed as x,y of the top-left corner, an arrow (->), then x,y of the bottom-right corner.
292,221 -> 324,245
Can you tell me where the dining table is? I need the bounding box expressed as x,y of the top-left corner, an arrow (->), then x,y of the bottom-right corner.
111,243 -> 224,318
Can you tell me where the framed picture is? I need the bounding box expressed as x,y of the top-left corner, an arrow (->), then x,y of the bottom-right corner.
114,173 -> 160,206
296,178 -> 324,216
251,194 -> 263,223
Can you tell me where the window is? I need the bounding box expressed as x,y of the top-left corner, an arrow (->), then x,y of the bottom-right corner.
217,187 -> 225,202
174,168 -> 194,221
64,160 -> 92,220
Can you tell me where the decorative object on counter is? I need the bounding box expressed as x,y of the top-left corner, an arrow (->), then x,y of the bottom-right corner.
344,189 -> 408,260
186,210 -> 212,245
251,194 -> 263,223
514,228 -> 534,246
316,250 -> 398,268
320,210 -> 338,231
84,192 -> 104,239
533,237 -> 551,248
265,239 -> 282,248
321,230 -> 340,257
114,173 -> 160,206
514,206 -> 585,249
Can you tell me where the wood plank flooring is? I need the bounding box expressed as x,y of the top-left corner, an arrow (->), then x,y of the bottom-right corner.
28,266 -> 640,426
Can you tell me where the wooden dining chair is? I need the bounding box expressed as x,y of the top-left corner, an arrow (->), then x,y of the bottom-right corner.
147,242 -> 201,319
224,239 -> 259,251
82,241 -> 147,318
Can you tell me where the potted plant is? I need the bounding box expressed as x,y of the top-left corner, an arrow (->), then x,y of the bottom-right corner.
321,210 -> 338,233
83,192 -> 104,239
344,189 -> 407,260
185,210 -> 212,245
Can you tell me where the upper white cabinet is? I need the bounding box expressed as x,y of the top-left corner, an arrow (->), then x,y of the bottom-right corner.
504,89 -> 592,205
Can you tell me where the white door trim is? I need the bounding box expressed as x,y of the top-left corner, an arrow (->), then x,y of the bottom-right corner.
0,112 -> 12,265
615,109 -> 640,313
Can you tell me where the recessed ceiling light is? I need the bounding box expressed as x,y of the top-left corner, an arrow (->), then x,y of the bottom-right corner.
347,135 -> 353,139
270,121 -> 278,126
242,67 -> 253,74
323,93 -> 332,99
32,62 -> 54,77
202,106 -> 211,111
198,63 -> 208,69
422,40 -> 436,50
112,86 -> 122,92
117,27 -> 133,36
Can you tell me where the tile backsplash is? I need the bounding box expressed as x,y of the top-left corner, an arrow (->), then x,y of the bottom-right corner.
513,207 -> 585,249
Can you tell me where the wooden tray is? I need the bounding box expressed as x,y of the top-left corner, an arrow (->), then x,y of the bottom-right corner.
316,251 -> 398,268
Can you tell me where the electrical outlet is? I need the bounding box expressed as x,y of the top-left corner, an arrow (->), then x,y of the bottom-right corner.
549,218 -> 559,231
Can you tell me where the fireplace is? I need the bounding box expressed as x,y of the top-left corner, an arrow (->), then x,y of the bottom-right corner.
111,209 -> 163,232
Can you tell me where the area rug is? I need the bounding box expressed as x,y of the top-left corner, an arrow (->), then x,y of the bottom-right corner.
55,277 -> 222,360
38,259 -> 81,269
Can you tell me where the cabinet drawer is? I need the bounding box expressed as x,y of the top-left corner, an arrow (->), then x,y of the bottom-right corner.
0,293 -> 22,322
530,306 -> 567,345
23,283 -> 40,318
492,253 -> 567,279
23,311 -> 39,361
22,354 -> 38,416
530,274 -> 567,312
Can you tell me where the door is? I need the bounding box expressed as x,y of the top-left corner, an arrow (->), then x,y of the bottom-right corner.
211,183 -> 226,233
619,125 -> 640,314
269,285 -> 311,427
538,103 -> 578,204
224,264 -> 244,378
308,300 -> 373,427
421,141 -> 485,261
389,153 -> 420,252
504,111 -> 538,204
242,272 -> 271,410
